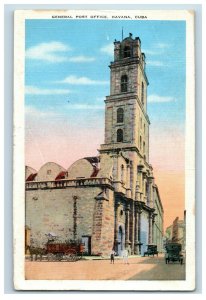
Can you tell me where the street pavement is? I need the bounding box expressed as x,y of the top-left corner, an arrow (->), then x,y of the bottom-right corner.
25,254 -> 185,281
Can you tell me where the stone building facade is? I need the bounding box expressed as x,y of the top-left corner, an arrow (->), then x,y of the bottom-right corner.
25,33 -> 164,256
164,212 -> 186,251
153,185 -> 164,252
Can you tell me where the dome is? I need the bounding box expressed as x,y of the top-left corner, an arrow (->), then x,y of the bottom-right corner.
67,157 -> 99,179
36,162 -> 66,181
25,166 -> 37,181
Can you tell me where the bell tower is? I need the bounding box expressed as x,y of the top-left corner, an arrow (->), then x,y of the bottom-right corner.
100,33 -> 150,163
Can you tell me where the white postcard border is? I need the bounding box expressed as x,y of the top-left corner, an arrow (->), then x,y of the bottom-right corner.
13,9 -> 195,291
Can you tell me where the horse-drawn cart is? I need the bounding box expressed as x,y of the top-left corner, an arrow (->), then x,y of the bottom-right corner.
28,240 -> 85,262
46,241 -> 84,262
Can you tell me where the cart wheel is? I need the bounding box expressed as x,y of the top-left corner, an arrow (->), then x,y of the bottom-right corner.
47,253 -> 55,261
77,254 -> 83,261
56,253 -> 63,261
66,251 -> 77,262
65,253 -> 75,262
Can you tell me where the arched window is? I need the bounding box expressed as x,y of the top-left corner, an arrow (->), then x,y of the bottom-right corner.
141,82 -> 144,104
117,129 -> 123,142
123,46 -> 131,58
121,75 -> 128,93
117,107 -> 124,123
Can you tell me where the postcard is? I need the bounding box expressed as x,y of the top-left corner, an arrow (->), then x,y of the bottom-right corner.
13,9 -> 195,291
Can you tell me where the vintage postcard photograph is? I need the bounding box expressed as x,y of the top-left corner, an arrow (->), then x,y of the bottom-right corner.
13,9 -> 195,291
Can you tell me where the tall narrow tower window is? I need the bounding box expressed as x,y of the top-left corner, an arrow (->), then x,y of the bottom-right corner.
123,46 -> 131,58
117,129 -> 123,142
140,135 -> 142,150
141,82 -> 144,104
121,75 -> 128,93
117,107 -> 124,123
121,165 -> 125,182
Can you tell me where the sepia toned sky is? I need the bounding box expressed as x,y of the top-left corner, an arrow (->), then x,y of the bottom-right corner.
25,19 -> 186,230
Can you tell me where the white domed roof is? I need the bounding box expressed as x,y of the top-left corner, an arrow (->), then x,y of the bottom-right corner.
36,162 -> 66,181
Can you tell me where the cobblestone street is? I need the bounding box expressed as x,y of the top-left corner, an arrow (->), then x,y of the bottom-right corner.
25,255 -> 185,281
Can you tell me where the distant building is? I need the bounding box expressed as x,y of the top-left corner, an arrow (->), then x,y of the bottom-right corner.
165,214 -> 186,250
153,185 -> 164,252
25,33 -> 164,256
165,225 -> 173,243
172,217 -> 185,244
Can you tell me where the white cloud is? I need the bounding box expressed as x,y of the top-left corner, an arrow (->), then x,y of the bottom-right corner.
147,60 -> 166,67
143,43 -> 171,56
26,42 -> 95,64
25,86 -> 71,95
26,41 -> 71,63
142,49 -> 158,56
156,42 -> 171,49
25,106 -> 57,118
148,94 -> 176,103
68,55 -> 95,62
59,75 -> 109,85
100,43 -> 113,56
96,97 -> 105,102
67,104 -> 104,110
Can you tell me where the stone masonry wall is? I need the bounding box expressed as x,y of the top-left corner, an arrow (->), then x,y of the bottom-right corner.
26,186 -> 102,248
91,189 -> 115,256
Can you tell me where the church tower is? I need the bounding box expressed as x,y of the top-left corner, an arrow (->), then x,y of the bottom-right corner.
99,33 -> 157,255
100,33 -> 153,201
101,33 -> 149,159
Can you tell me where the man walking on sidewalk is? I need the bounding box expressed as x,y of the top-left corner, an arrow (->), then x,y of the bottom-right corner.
110,249 -> 116,264
122,249 -> 129,264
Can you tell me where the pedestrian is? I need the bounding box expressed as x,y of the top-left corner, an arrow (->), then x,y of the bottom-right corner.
110,249 -> 115,264
122,249 -> 129,264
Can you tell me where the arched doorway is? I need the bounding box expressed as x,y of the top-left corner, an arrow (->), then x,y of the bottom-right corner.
117,225 -> 124,255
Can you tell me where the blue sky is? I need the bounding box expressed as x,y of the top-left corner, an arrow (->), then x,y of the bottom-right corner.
25,19 -> 186,144
25,19 -> 186,227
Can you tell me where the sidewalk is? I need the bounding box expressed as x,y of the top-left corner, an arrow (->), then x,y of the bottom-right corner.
25,256 -> 168,280
82,255 -> 142,260
25,254 -> 143,261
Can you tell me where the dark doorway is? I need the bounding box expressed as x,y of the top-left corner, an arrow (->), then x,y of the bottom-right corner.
117,226 -> 124,255
81,236 -> 91,255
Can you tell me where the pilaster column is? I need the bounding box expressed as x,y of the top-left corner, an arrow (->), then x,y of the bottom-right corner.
126,164 -> 130,189
134,203 -> 143,255
148,176 -> 154,208
151,213 -> 157,245
137,163 -> 144,195
125,203 -> 131,249
152,216 -> 155,245
126,164 -> 131,198
134,202 -> 139,254
148,213 -> 153,244
130,162 -> 134,199
114,201 -> 121,252
117,154 -> 120,182
142,171 -> 147,202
